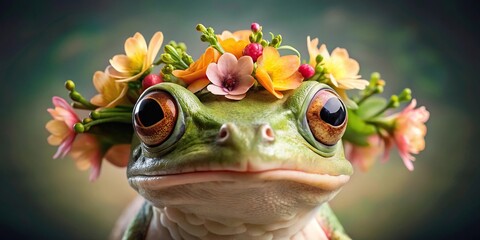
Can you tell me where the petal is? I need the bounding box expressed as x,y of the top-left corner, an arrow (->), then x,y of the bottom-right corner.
319,44 -> 330,60
90,94 -> 106,107
45,120 -> 69,136
207,84 -> 228,95
206,63 -> 224,86
228,75 -> 255,95
144,32 -> 164,70
54,135 -> 75,159
271,55 -> 301,80
307,36 -> 320,66
272,71 -> 303,91
105,144 -> 131,167
255,68 -> 283,99
109,55 -> 134,73
329,74 -> 339,87
88,152 -> 103,181
225,93 -> 246,100
331,47 -> 350,60
187,78 -> 210,93
219,38 -> 249,59
258,47 -> 280,69
105,65 -> 130,79
343,58 -> 360,76
125,33 -> 147,58
336,78 -> 369,90
114,72 -> 144,83
217,52 -> 238,77
52,96 -> 71,110
104,85 -> 129,108
92,71 -> 108,92
232,30 -> 252,41
234,56 -> 254,76
47,135 -> 64,146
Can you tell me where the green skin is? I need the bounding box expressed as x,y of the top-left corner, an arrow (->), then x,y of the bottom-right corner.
122,81 -> 353,240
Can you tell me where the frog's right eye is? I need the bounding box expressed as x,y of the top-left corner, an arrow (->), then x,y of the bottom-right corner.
133,91 -> 178,146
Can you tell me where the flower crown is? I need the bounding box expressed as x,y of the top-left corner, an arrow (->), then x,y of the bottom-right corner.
46,23 -> 429,181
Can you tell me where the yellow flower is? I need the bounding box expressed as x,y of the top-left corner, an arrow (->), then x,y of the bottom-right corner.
106,32 -> 164,82
307,36 -> 368,90
217,30 -> 251,59
255,46 -> 304,98
90,71 -> 130,108
173,47 -> 220,93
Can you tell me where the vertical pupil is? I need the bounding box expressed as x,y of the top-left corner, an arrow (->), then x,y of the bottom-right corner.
136,99 -> 164,127
320,98 -> 346,126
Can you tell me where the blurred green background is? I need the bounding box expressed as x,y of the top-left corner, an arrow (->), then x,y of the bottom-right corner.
2,0 -> 479,239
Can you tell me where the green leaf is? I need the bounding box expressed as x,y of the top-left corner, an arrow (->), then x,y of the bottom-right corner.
343,109 -> 377,146
356,96 -> 386,119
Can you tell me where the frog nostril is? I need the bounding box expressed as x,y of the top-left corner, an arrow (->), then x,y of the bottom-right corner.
259,124 -> 275,142
218,125 -> 229,141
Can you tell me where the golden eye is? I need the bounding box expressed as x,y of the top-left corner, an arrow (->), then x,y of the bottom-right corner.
133,91 -> 178,146
306,89 -> 347,145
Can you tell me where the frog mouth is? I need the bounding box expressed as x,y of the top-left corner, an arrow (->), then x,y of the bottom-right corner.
129,169 -> 350,192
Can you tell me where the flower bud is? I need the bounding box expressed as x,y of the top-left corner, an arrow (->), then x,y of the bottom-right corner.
74,123 -> 85,133
200,35 -> 208,42
65,80 -> 75,91
251,22 -> 261,32
315,54 -> 323,64
90,111 -> 101,119
298,64 -> 315,79
142,74 -> 163,90
161,53 -> 175,64
243,43 -> 263,62
196,24 -> 207,32
399,88 -> 412,102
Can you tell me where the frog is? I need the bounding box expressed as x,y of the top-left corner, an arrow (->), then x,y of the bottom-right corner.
113,80 -> 354,240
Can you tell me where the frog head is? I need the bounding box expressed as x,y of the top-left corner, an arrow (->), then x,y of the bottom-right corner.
127,80 -> 352,225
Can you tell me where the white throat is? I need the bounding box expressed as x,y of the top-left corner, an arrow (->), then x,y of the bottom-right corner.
147,205 -> 329,240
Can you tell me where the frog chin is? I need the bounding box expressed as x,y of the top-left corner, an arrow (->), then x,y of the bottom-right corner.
128,169 -> 349,224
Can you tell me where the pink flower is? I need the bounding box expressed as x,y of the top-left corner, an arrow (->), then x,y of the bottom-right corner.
344,135 -> 384,171
206,52 -> 255,100
69,134 -> 131,181
385,99 -> 430,171
46,96 -> 80,158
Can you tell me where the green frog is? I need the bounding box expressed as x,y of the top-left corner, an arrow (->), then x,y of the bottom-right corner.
116,80 -> 353,240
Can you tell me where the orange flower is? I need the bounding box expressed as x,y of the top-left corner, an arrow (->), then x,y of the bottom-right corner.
106,32 -> 163,82
173,47 -> 220,93
217,30 -> 251,59
255,46 -> 304,98
90,71 -> 130,108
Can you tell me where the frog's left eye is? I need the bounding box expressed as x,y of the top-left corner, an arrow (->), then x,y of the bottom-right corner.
133,91 -> 178,146
306,89 -> 347,145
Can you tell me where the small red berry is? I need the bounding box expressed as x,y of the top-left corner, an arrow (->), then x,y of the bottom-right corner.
142,74 -> 163,90
243,43 -> 263,62
298,64 -> 315,79
250,22 -> 261,33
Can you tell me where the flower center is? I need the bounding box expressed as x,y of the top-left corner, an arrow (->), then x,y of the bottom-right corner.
223,75 -> 237,91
